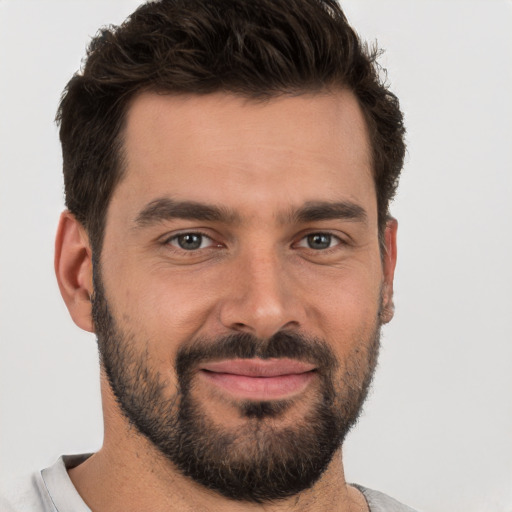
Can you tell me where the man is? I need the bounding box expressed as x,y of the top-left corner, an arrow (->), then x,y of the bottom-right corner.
2,0 -> 416,510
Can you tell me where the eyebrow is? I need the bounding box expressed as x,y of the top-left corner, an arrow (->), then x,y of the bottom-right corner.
134,197 -> 368,229
134,198 -> 240,227
289,201 -> 368,224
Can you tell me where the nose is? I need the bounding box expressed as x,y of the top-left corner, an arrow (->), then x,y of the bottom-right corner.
219,249 -> 303,340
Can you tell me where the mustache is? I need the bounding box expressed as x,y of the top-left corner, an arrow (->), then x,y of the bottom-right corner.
175,331 -> 338,377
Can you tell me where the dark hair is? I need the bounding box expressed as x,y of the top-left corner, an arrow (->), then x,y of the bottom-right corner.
56,0 -> 405,253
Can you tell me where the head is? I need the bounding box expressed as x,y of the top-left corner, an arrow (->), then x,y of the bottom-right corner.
56,0 -> 405,255
55,0 -> 405,505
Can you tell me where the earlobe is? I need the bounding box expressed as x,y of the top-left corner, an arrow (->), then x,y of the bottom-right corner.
380,218 -> 398,324
54,211 -> 95,333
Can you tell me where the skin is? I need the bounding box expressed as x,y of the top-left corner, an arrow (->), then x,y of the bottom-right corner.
55,90 -> 397,511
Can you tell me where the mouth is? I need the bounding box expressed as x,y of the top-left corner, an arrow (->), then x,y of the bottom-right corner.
198,358 -> 317,400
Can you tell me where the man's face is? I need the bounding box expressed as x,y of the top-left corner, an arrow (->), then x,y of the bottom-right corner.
93,91 -> 396,501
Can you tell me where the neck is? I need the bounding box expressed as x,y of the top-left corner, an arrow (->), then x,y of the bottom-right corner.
68,374 -> 368,512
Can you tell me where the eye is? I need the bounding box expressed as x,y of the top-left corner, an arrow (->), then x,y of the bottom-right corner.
296,233 -> 341,250
167,233 -> 216,251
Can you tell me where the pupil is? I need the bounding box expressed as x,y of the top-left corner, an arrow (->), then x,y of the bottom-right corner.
308,233 -> 330,250
178,234 -> 202,250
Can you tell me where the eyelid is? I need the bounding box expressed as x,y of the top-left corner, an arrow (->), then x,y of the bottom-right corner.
162,230 -> 222,250
294,231 -> 345,249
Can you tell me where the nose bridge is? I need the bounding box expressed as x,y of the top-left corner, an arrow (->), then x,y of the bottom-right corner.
219,242 -> 301,338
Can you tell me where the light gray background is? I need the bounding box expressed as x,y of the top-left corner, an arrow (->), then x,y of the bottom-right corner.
1,1 -> 511,511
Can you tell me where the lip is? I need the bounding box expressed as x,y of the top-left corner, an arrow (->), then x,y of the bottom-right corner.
198,358 -> 317,400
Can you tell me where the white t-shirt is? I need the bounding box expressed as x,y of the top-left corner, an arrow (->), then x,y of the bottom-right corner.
1,455 -> 418,511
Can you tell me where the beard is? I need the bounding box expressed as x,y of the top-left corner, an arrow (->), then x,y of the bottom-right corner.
92,268 -> 381,503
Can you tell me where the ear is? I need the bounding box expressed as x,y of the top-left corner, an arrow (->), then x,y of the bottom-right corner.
54,211 -> 95,333
380,217 -> 398,324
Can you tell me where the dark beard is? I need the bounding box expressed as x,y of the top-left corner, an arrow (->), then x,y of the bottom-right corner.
92,268 -> 381,503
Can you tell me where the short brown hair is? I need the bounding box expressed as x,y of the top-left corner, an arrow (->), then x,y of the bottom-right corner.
56,0 -> 405,253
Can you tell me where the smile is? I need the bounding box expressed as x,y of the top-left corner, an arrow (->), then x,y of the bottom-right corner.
198,358 -> 317,400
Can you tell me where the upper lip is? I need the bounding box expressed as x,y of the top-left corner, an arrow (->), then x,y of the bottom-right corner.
200,358 -> 316,377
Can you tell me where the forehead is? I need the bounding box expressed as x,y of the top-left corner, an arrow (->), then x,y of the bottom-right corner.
112,90 -> 375,223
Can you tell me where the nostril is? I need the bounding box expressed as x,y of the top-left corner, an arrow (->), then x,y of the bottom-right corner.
232,322 -> 251,331
281,320 -> 300,332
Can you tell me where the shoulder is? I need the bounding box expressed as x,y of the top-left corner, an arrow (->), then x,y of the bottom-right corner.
352,484 -> 420,512
0,455 -> 92,512
0,472 -> 53,512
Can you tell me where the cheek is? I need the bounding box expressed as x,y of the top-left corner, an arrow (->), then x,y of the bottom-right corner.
145,281 -> 216,341
304,264 -> 383,339
103,261 -> 220,350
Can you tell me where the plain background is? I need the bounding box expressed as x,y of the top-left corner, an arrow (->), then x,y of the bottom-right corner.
0,1 -> 511,511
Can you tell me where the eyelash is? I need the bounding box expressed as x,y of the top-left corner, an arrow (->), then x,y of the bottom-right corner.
162,230 -> 347,255
295,232 -> 344,251
163,231 -> 219,251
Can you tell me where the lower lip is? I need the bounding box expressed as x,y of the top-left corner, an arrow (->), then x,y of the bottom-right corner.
199,370 -> 315,400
